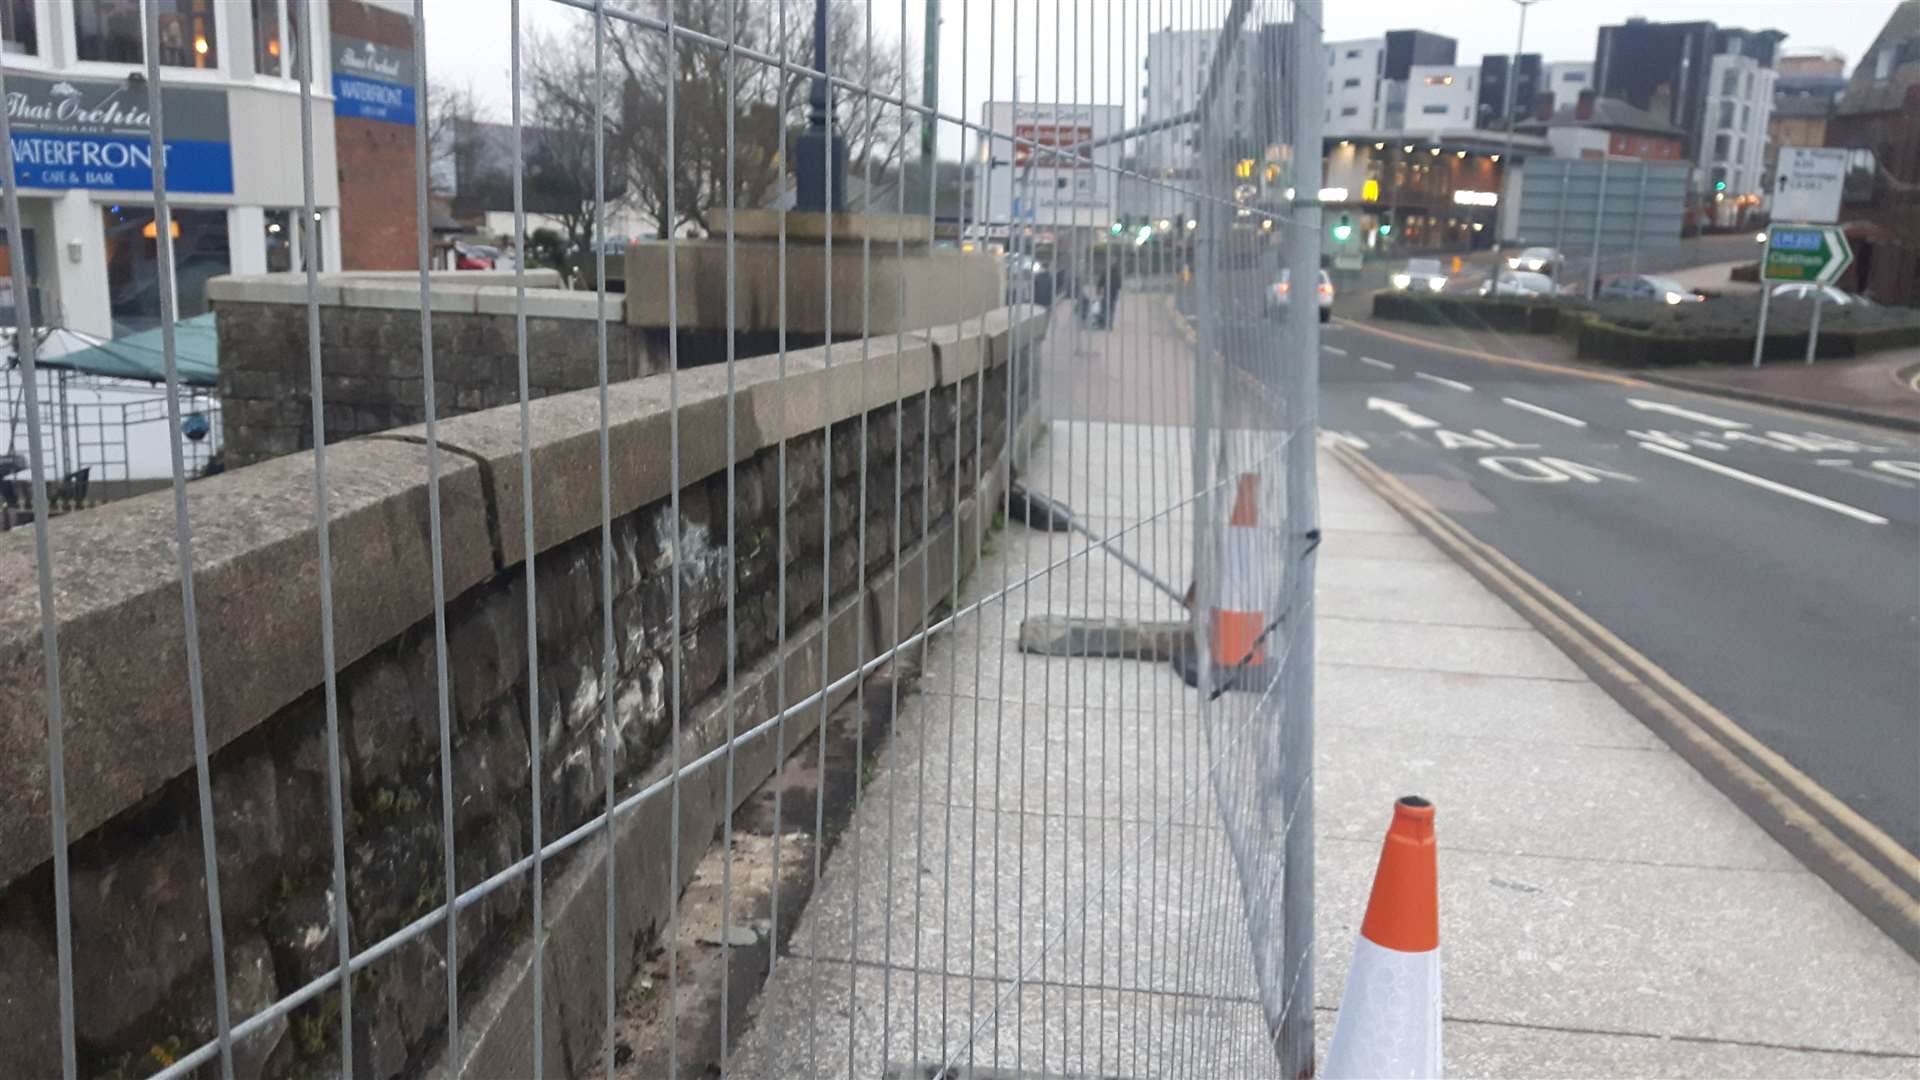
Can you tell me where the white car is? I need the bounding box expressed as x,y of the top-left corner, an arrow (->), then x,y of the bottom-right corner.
1480,270 -> 1555,298
1392,258 -> 1447,293
1505,246 -> 1563,276
1769,282 -> 1870,306
1271,268 -> 1334,322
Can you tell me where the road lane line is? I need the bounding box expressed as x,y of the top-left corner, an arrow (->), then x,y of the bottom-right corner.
1637,442 -> 1889,524
1366,397 -> 1439,429
1500,397 -> 1587,427
1627,397 -> 1750,429
1323,345 -> 1349,356
1414,371 -> 1473,392
1359,356 -> 1395,370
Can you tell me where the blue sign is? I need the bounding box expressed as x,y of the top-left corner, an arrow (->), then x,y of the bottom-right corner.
10,133 -> 233,194
1770,227 -> 1822,253
332,74 -> 415,125
4,74 -> 233,194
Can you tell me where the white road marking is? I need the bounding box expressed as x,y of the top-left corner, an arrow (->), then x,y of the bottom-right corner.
1871,460 -> 1920,483
1500,397 -> 1587,427
1320,430 -> 1371,450
1723,431 -> 1797,451
1638,442 -> 1889,524
1323,345 -> 1349,356
1476,429 -> 1539,449
1414,371 -> 1473,392
1692,437 -> 1728,451
1366,397 -> 1439,429
1436,429 -> 1497,450
1479,456 -> 1636,483
1359,356 -> 1396,370
1627,398 -> 1750,429
1540,457 -> 1637,483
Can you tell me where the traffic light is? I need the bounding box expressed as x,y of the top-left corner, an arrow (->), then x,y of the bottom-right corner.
1378,223 -> 1393,237
1332,214 -> 1353,242
1714,180 -> 1727,191
1110,220 -> 1124,236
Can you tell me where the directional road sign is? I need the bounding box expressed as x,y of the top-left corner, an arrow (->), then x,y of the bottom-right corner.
1771,147 -> 1848,224
1763,225 -> 1853,285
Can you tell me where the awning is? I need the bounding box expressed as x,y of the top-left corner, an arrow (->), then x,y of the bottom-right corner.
22,313 -> 219,387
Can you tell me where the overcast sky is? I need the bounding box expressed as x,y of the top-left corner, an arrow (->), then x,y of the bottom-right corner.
424,0 -> 1898,158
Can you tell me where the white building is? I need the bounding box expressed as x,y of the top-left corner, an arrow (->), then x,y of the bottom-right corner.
1703,51 -> 1777,213
1324,37 -> 1386,135
1543,61 -> 1594,112
1402,65 -> 1478,132
1141,28 -> 1257,176
0,0 -> 400,341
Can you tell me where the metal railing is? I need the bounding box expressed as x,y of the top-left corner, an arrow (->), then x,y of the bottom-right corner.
0,0 -> 1323,1076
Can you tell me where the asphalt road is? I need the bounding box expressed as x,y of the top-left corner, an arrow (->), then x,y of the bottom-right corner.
1316,321 -> 1920,853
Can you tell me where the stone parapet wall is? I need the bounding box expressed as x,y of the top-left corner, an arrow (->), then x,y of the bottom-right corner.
0,303 -> 1046,1079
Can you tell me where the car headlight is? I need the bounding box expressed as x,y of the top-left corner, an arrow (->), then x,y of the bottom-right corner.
1525,259 -> 1543,271
1391,273 -> 1411,289
1506,258 -> 1521,269
1427,278 -> 1446,292
1663,292 -> 1684,305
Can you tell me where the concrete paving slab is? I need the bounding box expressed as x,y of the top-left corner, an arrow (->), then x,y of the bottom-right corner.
1317,840 -> 1920,1054
1316,556 -> 1533,629
1436,1019 -> 1920,1079
1319,615 -> 1588,680
1320,526 -> 1454,562
1317,660 -> 1664,749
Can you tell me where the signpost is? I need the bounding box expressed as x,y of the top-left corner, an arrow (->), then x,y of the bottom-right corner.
1770,147 -> 1847,225
1752,223 -> 1854,367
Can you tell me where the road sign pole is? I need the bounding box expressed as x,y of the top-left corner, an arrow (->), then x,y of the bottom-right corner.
1805,289 -> 1824,365
1752,234 -> 1773,367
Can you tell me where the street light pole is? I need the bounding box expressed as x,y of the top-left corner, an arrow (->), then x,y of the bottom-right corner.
1491,0 -> 1544,296
795,0 -> 847,212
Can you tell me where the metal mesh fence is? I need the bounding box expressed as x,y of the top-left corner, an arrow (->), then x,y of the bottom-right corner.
0,0 -> 1322,1076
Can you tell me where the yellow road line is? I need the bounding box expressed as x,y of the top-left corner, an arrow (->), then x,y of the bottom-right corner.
1329,443 -> 1920,950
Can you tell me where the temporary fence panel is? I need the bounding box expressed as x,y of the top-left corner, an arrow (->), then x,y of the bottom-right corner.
0,2 -> 1321,1078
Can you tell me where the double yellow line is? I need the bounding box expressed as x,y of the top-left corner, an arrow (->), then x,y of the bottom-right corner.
1330,442 -> 1920,958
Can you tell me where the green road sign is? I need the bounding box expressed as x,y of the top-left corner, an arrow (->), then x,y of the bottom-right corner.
1764,224 -> 1853,285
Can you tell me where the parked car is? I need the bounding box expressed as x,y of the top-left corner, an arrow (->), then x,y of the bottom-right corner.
1269,268 -> 1333,322
1479,270 -> 1555,298
1598,274 -> 1704,304
1391,258 -> 1447,293
1769,282 -> 1870,306
452,241 -> 498,270
1505,246 -> 1564,277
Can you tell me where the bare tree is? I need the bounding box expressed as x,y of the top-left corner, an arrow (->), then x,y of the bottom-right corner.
544,0 -> 915,237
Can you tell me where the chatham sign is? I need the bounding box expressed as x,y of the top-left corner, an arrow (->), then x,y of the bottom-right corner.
5,74 -> 232,193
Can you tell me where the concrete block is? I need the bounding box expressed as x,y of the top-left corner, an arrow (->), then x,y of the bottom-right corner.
625,241 -> 1002,337
747,333 -> 940,446
717,209 -> 932,246
471,286 -> 624,322
0,439 -> 493,887
207,274 -> 343,306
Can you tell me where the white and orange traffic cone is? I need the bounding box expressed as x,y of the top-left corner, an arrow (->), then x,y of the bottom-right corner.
1324,796 -> 1442,1079
1178,472 -> 1278,691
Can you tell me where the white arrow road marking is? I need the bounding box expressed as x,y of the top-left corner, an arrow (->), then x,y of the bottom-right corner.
1359,356 -> 1396,370
1414,371 -> 1473,392
1871,460 -> 1920,484
1627,398 -> 1751,429
1500,397 -> 1587,427
1638,442 -> 1888,524
1323,345 -> 1349,356
1319,431 -> 1370,450
1366,397 -> 1439,429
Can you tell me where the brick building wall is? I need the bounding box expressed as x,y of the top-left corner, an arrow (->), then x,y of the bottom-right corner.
332,1 -> 420,271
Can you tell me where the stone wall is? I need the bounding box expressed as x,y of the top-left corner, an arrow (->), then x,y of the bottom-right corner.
0,304 -> 1044,1080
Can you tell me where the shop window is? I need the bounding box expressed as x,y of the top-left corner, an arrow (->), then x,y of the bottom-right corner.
2,0 -> 37,57
77,0 -> 219,69
102,205 -> 230,337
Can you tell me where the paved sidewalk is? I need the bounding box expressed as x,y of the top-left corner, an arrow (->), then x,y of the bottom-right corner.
729,293 -> 1918,1077
1312,452 -> 1919,1077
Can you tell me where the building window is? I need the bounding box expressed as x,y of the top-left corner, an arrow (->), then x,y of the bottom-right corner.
1740,104 -> 1749,129
77,0 -> 221,68
1425,74 -> 1454,86
1421,103 -> 1448,114
2,0 -> 37,56
1562,71 -> 1586,84
1340,106 -> 1358,117
1721,69 -> 1739,96
1718,100 -> 1736,128
1743,71 -> 1754,97
1737,137 -> 1746,163
102,205 -> 230,336
1346,48 -> 1361,59
253,0 -> 284,75
1875,48 -> 1895,80
1714,133 -> 1731,160
1343,77 -> 1361,88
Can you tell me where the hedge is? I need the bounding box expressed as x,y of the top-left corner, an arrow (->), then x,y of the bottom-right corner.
1369,289 -> 1920,367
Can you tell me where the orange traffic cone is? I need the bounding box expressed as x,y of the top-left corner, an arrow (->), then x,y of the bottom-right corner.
1324,796 -> 1442,1079
1176,473 -> 1278,692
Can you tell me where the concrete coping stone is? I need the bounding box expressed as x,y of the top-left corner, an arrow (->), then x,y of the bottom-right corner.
205,269 -> 592,318
0,439 -> 494,887
0,304 -> 1047,890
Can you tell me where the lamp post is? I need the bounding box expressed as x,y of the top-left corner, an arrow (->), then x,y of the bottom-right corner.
794,0 -> 847,212
1490,0 -> 1545,297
